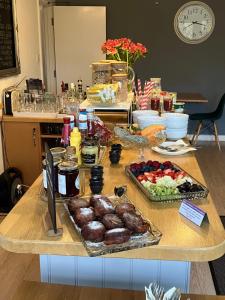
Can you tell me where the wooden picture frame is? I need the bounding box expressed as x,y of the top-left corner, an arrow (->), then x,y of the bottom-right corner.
0,0 -> 20,78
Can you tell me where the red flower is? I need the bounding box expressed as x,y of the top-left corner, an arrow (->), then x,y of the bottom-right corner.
101,37 -> 148,66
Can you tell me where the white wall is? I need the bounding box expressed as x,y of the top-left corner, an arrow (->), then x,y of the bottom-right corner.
0,0 -> 42,173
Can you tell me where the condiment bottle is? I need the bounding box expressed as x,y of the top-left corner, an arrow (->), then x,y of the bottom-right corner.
86,108 -> 95,137
78,109 -> 88,138
61,117 -> 71,147
70,127 -> 82,165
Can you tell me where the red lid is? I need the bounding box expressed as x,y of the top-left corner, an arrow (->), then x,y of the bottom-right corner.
63,117 -> 70,124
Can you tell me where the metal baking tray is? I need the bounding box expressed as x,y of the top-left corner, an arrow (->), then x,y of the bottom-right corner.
125,163 -> 209,202
64,194 -> 162,257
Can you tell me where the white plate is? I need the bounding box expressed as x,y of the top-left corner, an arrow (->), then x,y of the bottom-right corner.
152,140 -> 196,156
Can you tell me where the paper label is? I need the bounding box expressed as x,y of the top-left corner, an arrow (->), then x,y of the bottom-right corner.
75,176 -> 80,190
58,174 -> 66,195
43,169 -> 47,189
179,200 -> 208,226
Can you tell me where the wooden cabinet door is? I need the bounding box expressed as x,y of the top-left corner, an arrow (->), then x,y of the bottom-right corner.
3,122 -> 41,186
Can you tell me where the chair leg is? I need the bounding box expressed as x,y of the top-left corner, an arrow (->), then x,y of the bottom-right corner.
213,121 -> 221,151
191,121 -> 202,145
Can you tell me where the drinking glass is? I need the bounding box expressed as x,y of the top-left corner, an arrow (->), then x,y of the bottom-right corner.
163,96 -> 173,112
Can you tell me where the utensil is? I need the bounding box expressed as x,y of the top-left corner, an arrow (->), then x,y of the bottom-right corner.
150,282 -> 165,300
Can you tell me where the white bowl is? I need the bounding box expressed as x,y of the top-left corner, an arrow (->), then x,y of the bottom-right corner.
137,116 -> 166,130
162,113 -> 189,129
132,110 -> 159,123
166,128 -> 187,140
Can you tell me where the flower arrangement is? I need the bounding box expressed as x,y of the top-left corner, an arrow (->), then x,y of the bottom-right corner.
101,38 -> 148,67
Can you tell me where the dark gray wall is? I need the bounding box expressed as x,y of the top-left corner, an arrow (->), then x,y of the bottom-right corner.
53,0 -> 225,133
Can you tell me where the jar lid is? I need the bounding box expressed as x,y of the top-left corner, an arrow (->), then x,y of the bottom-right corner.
42,157 -> 62,166
112,73 -> 128,80
111,61 -> 127,66
83,137 -> 98,147
50,147 -> 66,156
58,161 -> 78,171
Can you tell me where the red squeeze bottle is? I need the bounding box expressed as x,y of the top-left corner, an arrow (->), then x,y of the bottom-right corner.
61,117 -> 71,147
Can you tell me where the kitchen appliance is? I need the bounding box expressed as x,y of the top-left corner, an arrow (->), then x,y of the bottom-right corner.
2,77 -> 25,115
3,88 -> 21,115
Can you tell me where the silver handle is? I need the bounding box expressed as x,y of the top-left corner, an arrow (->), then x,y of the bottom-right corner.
32,128 -> 36,147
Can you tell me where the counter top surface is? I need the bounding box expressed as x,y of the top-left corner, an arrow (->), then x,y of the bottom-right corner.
0,149 -> 224,261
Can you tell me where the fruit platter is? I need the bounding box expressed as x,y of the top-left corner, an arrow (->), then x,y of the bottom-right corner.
126,160 -> 209,202
64,193 -> 162,257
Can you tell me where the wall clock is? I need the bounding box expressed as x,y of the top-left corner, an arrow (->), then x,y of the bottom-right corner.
174,1 -> 215,44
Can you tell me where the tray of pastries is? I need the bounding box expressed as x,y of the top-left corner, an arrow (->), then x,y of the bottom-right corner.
64,193 -> 162,256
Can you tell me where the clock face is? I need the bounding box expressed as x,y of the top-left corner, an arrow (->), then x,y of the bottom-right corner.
174,1 -> 215,44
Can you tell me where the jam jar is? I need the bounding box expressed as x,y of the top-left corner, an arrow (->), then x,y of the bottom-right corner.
81,137 -> 99,167
42,157 -> 61,192
58,161 -> 80,197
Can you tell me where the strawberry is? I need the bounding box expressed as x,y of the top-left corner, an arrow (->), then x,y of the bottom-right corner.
167,171 -> 175,179
137,175 -> 147,182
163,168 -> 173,175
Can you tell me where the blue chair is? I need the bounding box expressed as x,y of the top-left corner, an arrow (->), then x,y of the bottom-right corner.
189,93 -> 225,150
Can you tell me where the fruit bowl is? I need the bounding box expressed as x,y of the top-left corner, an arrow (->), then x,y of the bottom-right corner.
125,160 -> 208,202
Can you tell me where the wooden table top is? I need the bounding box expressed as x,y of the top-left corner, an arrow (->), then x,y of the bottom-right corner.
0,149 -> 224,261
177,93 -> 208,103
12,281 -> 225,300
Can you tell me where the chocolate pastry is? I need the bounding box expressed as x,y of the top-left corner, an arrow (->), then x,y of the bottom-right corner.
94,198 -> 115,217
73,207 -> 95,228
81,221 -> 106,242
102,214 -> 124,230
115,203 -> 135,217
68,198 -> 90,214
122,212 -> 149,234
90,195 -> 108,207
104,228 -> 131,245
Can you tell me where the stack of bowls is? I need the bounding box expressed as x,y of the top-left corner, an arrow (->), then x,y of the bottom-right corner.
163,113 -> 189,140
132,110 -> 159,124
137,115 -> 166,130
90,166 -> 104,194
109,144 -> 122,164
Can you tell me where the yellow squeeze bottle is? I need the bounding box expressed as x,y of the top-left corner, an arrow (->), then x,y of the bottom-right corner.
70,127 -> 82,165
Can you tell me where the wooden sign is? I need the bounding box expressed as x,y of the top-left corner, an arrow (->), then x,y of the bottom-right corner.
0,0 -> 20,77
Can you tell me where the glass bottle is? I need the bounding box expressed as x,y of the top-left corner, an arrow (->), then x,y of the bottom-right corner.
87,108 -> 95,137
61,117 -> 71,147
78,109 -> 88,138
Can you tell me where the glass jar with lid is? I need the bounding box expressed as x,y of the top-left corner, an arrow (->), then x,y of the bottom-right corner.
92,62 -> 111,84
112,73 -> 128,101
81,137 -> 99,167
111,61 -> 127,75
58,161 -> 80,197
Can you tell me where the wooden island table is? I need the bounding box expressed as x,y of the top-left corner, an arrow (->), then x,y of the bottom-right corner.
0,148 -> 224,292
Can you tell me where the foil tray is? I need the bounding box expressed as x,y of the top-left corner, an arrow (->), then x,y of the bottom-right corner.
125,163 -> 209,202
64,194 -> 162,257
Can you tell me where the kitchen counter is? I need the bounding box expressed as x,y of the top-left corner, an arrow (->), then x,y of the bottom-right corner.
0,148 -> 224,290
0,149 -> 224,261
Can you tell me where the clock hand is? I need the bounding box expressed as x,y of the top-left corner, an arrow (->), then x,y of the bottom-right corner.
193,21 -> 207,27
184,22 -> 194,29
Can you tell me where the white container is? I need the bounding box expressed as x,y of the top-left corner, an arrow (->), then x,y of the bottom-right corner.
132,110 -> 159,123
166,128 -> 188,140
163,113 -> 189,129
137,115 -> 166,130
